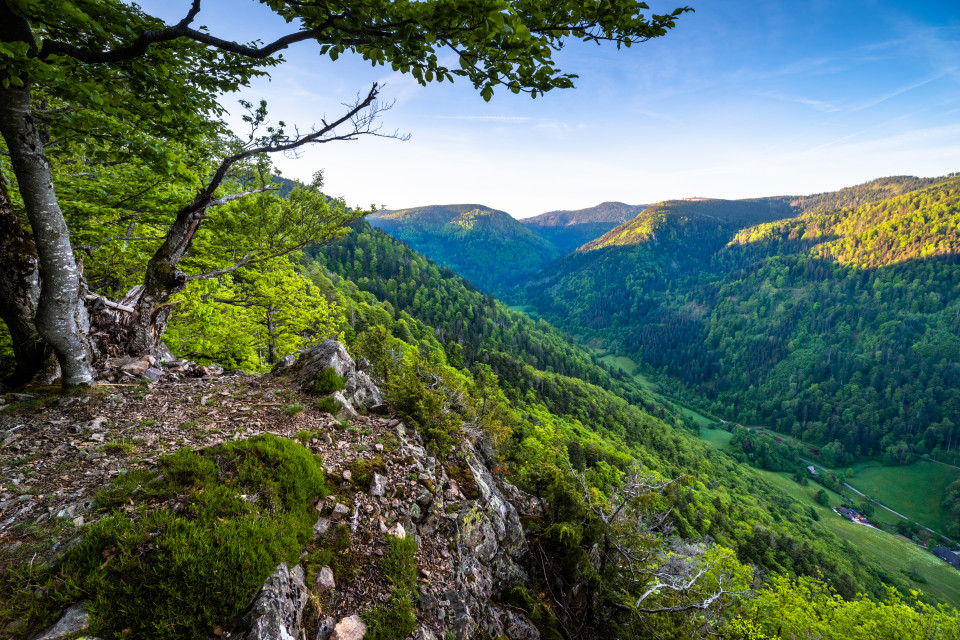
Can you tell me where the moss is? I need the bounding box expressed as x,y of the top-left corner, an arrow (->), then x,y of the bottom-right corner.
311,524 -> 365,587
446,464 -> 480,500
313,367 -> 346,395
0,435 -> 328,640
350,456 -> 386,490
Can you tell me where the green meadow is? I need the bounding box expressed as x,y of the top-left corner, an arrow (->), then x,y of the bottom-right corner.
753,467 -> 960,608
843,461 -> 960,535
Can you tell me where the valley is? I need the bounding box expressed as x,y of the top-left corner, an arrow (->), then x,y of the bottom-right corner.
363,173 -> 960,609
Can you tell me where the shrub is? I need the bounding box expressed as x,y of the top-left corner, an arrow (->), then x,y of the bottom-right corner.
363,536 -> 418,640
284,403 -> 305,416
314,367 -> 346,395
316,396 -> 342,415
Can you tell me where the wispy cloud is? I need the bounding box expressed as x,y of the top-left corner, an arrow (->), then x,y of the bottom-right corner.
756,90 -> 840,112
434,115 -> 535,123
850,73 -> 948,112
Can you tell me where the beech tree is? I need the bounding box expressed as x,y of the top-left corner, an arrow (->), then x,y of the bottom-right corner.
0,0 -> 689,387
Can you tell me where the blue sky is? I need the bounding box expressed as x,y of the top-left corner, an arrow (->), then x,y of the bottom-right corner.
139,0 -> 960,218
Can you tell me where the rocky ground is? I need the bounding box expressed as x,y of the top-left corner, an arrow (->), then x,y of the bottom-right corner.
0,342 -> 541,640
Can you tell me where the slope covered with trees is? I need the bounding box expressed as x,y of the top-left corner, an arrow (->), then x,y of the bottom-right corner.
523,176 -> 960,468
367,205 -> 560,295
521,201 -> 649,253
309,221 -> 960,608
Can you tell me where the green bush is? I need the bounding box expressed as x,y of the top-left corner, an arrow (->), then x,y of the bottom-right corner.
316,396 -> 342,415
284,402 -> 305,416
363,536 -> 418,640
8,435 -> 328,640
314,367 -> 347,395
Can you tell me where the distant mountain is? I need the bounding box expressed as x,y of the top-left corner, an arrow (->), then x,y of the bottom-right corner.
367,204 -> 559,295
580,197 -> 797,251
522,174 -> 960,466
522,202 -> 649,253
792,175 -> 954,214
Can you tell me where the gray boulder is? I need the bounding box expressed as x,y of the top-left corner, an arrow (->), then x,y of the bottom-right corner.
237,563 -> 308,640
33,602 -> 90,640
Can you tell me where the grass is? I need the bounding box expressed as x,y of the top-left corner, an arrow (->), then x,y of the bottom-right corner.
843,461 -> 960,534
505,304 -> 539,320
752,468 -> 960,608
284,402 -> 305,416
588,348 -> 657,392
697,425 -> 735,452
698,423 -> 960,538
362,536 -> 418,640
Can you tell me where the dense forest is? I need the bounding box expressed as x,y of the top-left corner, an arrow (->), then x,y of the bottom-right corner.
522,176 -> 960,466
310,223 -> 923,604
367,205 -> 559,295
520,201 -> 649,253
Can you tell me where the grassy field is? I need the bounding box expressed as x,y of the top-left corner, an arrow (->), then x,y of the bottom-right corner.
844,461 -> 960,534
753,467 -> 960,608
505,304 -> 539,320
697,424 -> 735,452
715,425 -> 958,537
589,350 -> 658,392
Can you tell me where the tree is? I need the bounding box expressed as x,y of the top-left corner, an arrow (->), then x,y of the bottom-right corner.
0,0 -> 692,387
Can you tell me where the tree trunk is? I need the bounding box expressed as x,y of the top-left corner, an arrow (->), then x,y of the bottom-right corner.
266,308 -> 278,364
0,178 -> 48,385
123,202 -> 205,356
0,84 -> 95,387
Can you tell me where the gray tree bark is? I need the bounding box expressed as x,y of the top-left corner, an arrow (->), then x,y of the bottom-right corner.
0,85 -> 95,387
0,178 -> 48,385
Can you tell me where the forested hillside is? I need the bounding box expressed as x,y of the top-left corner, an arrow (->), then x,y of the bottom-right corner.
521,201 -> 648,253
309,222 -> 935,605
523,176 -> 960,468
367,204 -> 559,295
579,197 -> 796,250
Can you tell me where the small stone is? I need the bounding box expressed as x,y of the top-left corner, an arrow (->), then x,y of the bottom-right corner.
315,566 -> 335,591
387,523 -> 405,539
408,503 -> 422,521
331,614 -> 366,640
331,503 -> 350,519
370,472 -> 388,497
90,433 -> 105,442
374,443 -> 383,452
313,517 -> 331,538
342,470 -> 352,481
89,416 -> 108,430
317,616 -> 336,640
142,367 -> 163,382
120,358 -> 151,376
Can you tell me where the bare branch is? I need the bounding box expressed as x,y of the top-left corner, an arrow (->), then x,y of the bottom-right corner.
184,252 -> 256,282
208,186 -> 277,207
84,293 -> 134,313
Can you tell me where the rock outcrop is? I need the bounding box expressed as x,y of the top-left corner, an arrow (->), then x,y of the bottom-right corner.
279,340 -> 386,416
